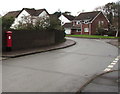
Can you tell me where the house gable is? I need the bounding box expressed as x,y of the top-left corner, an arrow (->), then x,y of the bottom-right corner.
11,10 -> 30,28
91,12 -> 109,23
59,15 -> 71,25
4,8 -> 50,29
91,12 -> 109,34
38,10 -> 49,17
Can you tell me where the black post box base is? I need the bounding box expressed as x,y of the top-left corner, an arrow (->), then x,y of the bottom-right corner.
6,47 -> 12,51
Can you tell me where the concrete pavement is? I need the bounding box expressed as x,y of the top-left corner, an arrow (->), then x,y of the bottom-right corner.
2,39 -> 76,58
78,70 -> 119,93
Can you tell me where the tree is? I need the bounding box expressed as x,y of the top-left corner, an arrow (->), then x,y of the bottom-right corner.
47,16 -> 63,30
53,11 -> 61,18
15,15 -> 63,31
2,17 -> 15,30
94,1 -> 120,36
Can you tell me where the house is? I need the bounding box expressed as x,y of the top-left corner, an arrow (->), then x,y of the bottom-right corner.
59,12 -> 75,26
58,12 -> 75,34
4,8 -> 50,29
63,11 -> 109,35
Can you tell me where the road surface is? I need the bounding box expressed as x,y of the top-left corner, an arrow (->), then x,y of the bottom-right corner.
2,38 -> 118,92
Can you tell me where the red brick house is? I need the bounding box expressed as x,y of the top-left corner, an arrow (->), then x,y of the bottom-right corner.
64,11 -> 110,35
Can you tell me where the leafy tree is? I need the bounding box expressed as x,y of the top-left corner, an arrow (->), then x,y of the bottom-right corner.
47,16 -> 63,30
94,1 -> 119,25
94,1 -> 120,36
34,17 -> 50,30
15,15 -> 63,31
53,11 -> 61,18
2,17 -> 15,30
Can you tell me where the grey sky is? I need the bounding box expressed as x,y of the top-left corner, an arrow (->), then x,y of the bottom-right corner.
0,0 -> 118,16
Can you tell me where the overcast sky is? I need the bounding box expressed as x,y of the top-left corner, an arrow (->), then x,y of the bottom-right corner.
0,0 -> 118,16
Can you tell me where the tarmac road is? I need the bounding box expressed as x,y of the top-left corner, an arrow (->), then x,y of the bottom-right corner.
2,38 -> 118,92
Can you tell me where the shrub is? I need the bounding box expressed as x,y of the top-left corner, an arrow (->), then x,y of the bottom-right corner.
107,26 -> 117,36
2,17 -> 15,30
54,29 -> 66,43
95,28 -> 107,35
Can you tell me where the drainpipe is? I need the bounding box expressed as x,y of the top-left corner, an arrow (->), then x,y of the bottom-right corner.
81,23 -> 82,35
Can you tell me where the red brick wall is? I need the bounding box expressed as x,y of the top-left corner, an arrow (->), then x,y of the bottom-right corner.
82,24 -> 89,35
91,12 -> 109,35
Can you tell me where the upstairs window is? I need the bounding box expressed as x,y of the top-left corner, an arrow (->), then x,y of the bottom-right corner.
77,21 -> 80,24
73,21 -> 76,26
98,21 -> 104,27
101,21 -> 104,25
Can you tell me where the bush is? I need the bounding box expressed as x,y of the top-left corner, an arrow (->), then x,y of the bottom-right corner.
15,15 -> 64,31
47,16 -> 64,31
2,17 -> 15,30
54,29 -> 66,43
107,30 -> 116,36
95,28 -> 107,35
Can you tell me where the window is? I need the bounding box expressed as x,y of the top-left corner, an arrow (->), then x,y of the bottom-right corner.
77,21 -> 80,24
101,21 -> 104,25
84,21 -> 88,24
73,21 -> 76,26
84,28 -> 89,32
76,29 -> 81,32
98,21 -> 104,27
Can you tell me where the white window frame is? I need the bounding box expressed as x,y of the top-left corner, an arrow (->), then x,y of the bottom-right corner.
84,28 -> 89,32
101,21 -> 104,25
77,21 -> 80,24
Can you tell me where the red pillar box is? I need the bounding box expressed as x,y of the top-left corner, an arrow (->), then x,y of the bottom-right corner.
6,31 -> 12,51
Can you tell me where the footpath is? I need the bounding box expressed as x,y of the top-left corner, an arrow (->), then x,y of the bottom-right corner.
1,39 -> 76,59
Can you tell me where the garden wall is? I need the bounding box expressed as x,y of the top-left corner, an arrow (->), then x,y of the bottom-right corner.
2,29 -> 65,51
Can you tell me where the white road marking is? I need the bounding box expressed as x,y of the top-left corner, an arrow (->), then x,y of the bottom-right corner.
113,60 -> 118,63
108,65 -> 114,68
111,62 -> 117,65
115,58 -> 119,61
104,68 -> 111,72
104,55 -> 119,72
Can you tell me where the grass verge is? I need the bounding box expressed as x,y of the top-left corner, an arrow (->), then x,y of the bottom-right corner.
66,35 -> 120,39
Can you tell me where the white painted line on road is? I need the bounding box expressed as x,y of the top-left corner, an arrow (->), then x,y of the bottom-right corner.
107,65 -> 114,68
115,58 -> 119,61
104,68 -> 111,72
113,60 -> 118,63
103,56 -> 119,72
111,62 -> 117,65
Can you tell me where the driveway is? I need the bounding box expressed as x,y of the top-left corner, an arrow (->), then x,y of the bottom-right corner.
2,38 -> 118,92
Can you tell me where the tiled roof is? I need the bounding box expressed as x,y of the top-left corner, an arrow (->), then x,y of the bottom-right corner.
62,13 -> 75,21
74,11 -> 101,21
63,22 -> 81,29
23,8 -> 37,16
36,9 -> 49,16
63,23 -> 72,28
4,10 -> 20,18
4,8 -> 49,18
